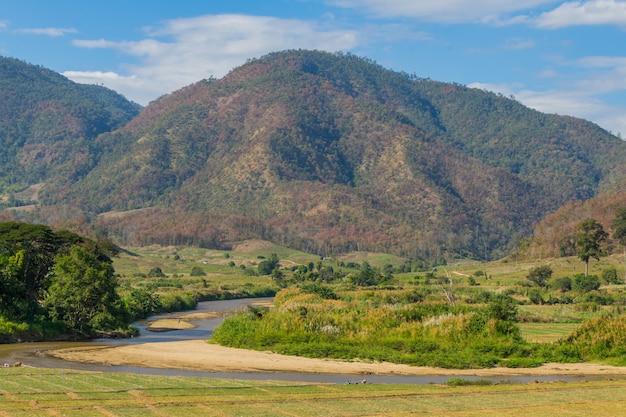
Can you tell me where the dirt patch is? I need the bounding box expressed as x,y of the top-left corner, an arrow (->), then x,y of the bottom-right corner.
147,319 -> 196,332
49,341 -> 626,377
146,312 -> 221,331
177,312 -> 221,320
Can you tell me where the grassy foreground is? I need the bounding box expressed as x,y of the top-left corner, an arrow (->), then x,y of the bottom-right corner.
1,368 -> 625,416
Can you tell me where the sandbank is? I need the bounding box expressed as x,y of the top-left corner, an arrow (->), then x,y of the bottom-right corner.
49,340 -> 626,377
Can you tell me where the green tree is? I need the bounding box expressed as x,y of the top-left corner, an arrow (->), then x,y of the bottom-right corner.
257,253 -> 280,275
576,218 -> 608,276
526,265 -> 552,287
122,287 -> 161,320
487,295 -> 518,322
45,245 -> 125,334
0,223 -> 58,320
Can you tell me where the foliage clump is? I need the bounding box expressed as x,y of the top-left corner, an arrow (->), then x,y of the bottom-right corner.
0,221 -> 135,340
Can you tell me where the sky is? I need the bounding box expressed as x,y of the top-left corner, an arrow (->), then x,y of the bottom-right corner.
1,0 -> 625,136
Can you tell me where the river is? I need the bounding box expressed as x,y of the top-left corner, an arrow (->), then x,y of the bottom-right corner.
0,298 -> 612,384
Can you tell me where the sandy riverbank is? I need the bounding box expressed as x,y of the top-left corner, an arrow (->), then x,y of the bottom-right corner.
49,340 -> 626,377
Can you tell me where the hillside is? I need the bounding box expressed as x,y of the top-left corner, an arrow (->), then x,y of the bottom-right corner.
6,50 -> 626,260
0,56 -> 141,202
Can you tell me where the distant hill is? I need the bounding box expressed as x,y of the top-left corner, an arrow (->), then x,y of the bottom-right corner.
0,56 -> 141,202
4,51 -> 626,260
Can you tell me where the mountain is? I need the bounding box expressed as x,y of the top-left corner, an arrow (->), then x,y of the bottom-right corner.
6,50 -> 626,260
0,56 -> 141,203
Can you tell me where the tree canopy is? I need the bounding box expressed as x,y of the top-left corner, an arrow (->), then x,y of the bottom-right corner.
576,218 -> 608,276
0,221 -> 130,337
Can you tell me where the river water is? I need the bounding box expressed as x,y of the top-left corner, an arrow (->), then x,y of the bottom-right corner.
0,298 -> 612,384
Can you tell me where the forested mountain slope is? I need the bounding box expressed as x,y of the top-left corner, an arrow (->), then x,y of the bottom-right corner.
5,50 -> 625,260
0,56 -> 141,201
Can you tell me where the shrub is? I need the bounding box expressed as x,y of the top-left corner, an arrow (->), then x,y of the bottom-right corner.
572,274 -> 601,292
487,295 -> 518,322
300,283 -> 338,300
602,267 -> 620,284
190,266 -> 206,276
526,265 -> 552,287
147,267 -> 166,278
446,378 -> 493,386
158,292 -> 197,312
550,276 -> 572,292
528,289 -> 544,305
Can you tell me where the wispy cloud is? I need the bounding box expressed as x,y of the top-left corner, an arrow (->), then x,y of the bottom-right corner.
325,0 -> 557,23
533,0 -> 626,29
504,38 -> 536,49
68,14 -> 358,104
15,27 -> 77,37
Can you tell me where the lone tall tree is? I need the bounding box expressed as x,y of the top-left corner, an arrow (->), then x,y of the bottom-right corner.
576,218 -> 608,276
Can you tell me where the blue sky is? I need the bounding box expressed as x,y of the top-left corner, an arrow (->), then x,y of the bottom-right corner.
1,0 -> 625,136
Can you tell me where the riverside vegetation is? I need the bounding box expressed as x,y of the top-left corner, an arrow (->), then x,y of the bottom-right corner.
3,217 -> 626,369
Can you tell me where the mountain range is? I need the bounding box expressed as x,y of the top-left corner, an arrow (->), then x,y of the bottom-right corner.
1,50 -> 625,261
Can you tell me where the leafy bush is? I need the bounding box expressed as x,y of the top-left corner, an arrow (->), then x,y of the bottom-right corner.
147,267 -> 166,278
526,265 -> 552,287
550,276 -> 572,292
528,289 -> 544,305
572,274 -> 601,292
602,267 -> 620,284
487,295 -> 518,322
300,283 -> 338,300
190,266 -> 206,276
158,292 -> 197,312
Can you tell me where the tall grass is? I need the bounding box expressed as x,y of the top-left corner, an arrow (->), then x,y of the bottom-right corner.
212,288 -> 545,369
559,314 -> 626,364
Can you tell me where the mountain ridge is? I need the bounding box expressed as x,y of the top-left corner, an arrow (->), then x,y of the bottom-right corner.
3,50 -> 625,260
0,56 -> 141,198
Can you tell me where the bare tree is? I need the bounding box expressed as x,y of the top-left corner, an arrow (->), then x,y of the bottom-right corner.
438,268 -> 456,307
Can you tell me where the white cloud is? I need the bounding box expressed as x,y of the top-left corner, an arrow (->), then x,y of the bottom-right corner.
326,0 -> 557,23
68,14 -> 359,104
15,27 -> 77,37
62,70 -> 157,105
534,0 -> 626,28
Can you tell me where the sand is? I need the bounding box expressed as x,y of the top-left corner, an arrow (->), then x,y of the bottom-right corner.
49,340 -> 626,377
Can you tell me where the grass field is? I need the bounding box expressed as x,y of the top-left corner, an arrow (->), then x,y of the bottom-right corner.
518,322 -> 582,343
1,368 -> 626,416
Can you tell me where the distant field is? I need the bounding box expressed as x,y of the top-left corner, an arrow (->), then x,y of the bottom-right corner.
1,368 -> 625,416
518,322 -> 582,343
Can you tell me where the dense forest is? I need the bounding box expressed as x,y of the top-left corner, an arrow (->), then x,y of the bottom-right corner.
0,56 -> 141,200
2,50 -> 626,262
